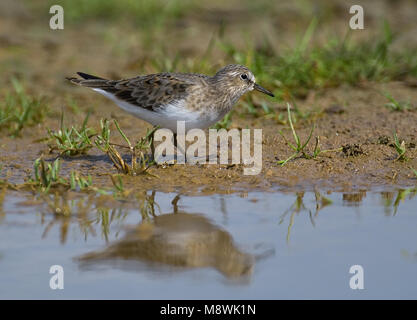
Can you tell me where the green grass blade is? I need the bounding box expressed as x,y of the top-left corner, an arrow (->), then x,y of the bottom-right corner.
114,120 -> 131,148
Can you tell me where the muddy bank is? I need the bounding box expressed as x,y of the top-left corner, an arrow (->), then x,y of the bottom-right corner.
1,82 -> 416,195
1,0 -> 417,196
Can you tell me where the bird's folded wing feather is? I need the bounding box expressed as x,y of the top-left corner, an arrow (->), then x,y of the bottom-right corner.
68,73 -> 200,112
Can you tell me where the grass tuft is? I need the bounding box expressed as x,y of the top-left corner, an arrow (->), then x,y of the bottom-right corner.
393,131 -> 408,161
30,158 -> 68,193
43,0 -> 196,29
277,103 -> 341,166
46,112 -> 96,156
25,158 -> 103,194
95,119 -> 158,176
221,21 -> 417,100
0,78 -> 49,137
384,92 -> 413,112
277,103 -> 315,166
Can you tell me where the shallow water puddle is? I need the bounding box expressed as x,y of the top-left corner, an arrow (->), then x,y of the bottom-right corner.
0,189 -> 416,299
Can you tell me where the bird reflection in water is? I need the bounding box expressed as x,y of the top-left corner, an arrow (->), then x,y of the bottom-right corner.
77,193 -> 254,279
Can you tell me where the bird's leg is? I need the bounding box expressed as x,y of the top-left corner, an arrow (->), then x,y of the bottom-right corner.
173,133 -> 185,162
173,133 -> 178,149
150,128 -> 155,160
173,133 -> 178,162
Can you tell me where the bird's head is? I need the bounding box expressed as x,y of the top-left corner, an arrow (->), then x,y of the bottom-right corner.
213,64 -> 274,99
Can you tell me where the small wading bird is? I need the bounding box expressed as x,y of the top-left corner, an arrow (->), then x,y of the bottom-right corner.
67,64 -> 274,154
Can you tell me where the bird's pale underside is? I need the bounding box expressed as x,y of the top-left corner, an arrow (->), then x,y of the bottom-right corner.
67,64 -> 274,132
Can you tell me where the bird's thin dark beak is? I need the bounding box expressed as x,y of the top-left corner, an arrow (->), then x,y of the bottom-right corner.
253,83 -> 274,97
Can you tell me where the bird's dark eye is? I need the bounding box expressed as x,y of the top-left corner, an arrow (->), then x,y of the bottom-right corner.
240,73 -> 248,80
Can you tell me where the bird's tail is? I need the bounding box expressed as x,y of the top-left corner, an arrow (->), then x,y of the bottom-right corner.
66,72 -> 109,88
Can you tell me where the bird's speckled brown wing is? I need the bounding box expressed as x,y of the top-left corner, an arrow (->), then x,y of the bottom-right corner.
67,72 -> 209,111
